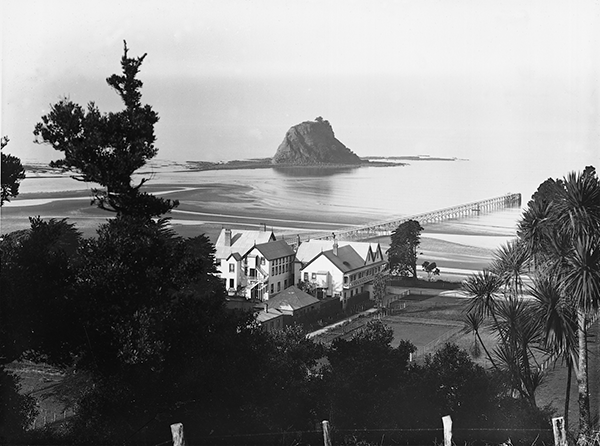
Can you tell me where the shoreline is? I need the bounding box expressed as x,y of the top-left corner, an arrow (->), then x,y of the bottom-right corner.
2,174 -> 514,281
23,159 -> 407,176
2,215 -> 502,285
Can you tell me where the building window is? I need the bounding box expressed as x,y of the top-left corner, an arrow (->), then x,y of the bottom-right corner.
304,272 -> 308,281
272,267 -> 275,275
261,257 -> 265,265
229,263 -> 235,273
311,273 -> 317,280
344,276 -> 348,284
271,284 -> 274,294
277,282 -> 281,292
284,279 -> 287,288
229,279 -> 234,289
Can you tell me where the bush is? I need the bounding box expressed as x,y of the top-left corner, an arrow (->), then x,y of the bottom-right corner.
0,366 -> 37,443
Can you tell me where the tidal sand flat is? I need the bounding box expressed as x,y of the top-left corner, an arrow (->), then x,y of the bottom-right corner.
2,166 -> 520,283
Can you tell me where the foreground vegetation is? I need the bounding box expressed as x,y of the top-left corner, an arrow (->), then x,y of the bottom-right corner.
2,42 -> 598,445
460,166 -> 600,445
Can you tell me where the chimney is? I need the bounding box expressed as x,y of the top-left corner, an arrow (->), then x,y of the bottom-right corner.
265,303 -> 269,313
224,228 -> 232,247
261,223 -> 267,232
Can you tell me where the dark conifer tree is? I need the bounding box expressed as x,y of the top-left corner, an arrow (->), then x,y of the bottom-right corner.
34,41 -> 177,219
387,219 -> 424,278
0,136 -> 26,206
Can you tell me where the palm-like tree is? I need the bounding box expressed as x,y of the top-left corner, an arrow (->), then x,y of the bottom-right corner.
491,239 -> 529,299
530,274 -> 577,431
463,270 -> 503,320
462,267 -> 541,402
492,296 -> 541,406
562,235 -> 600,440
517,199 -> 553,270
462,311 -> 498,369
556,171 -> 600,442
519,169 -> 600,442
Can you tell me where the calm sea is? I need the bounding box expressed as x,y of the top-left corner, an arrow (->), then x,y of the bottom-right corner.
7,158 -> 536,251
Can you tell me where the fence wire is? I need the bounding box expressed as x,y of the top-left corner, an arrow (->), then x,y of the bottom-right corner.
152,426 -> 553,446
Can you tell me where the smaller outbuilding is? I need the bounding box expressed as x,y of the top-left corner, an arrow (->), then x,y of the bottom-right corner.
255,307 -> 286,332
262,285 -> 321,324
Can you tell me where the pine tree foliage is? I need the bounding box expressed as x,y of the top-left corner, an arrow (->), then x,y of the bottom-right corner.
387,219 -> 423,277
33,41 -> 177,218
0,136 -> 26,206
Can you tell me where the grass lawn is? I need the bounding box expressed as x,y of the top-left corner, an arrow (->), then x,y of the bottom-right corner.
384,318 -> 460,350
384,289 -> 600,439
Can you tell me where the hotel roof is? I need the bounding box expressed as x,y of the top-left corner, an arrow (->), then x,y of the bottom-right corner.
295,239 -> 381,265
215,228 -> 275,260
251,239 -> 295,260
303,244 -> 365,273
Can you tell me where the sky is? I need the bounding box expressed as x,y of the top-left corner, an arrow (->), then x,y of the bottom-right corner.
1,0 -> 599,175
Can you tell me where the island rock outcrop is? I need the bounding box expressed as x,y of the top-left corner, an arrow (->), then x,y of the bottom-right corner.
272,117 -> 361,165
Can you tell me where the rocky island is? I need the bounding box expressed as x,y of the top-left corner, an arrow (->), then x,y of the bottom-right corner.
185,117 -> 401,171
272,117 -> 362,165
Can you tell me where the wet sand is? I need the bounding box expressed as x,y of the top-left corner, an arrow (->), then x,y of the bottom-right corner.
1,182 -> 512,280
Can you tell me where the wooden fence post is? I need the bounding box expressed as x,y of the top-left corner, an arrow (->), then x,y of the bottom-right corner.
552,417 -> 567,446
171,422 -> 186,446
322,420 -> 332,446
442,415 -> 452,446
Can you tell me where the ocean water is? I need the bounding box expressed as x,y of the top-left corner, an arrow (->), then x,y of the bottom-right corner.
6,158 -> 533,250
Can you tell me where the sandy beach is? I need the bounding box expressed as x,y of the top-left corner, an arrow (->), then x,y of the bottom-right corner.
1,180 -> 514,282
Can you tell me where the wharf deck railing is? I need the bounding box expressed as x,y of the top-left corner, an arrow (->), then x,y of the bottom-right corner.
291,193 -> 521,246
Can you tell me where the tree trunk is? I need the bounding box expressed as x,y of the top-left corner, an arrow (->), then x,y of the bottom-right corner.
564,356 -> 572,432
476,330 -> 498,370
576,309 -> 590,444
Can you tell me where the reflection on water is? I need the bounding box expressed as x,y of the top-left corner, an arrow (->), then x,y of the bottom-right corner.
13,161 -> 525,249
272,166 -> 359,177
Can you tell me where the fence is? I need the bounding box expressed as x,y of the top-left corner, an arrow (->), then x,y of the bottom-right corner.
413,326 -> 464,358
164,415 -> 567,446
309,308 -> 380,345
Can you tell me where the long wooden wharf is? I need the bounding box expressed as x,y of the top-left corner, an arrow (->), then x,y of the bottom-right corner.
300,193 -> 521,244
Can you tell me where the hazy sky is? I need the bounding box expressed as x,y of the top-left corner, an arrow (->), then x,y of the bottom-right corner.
2,0 -> 599,172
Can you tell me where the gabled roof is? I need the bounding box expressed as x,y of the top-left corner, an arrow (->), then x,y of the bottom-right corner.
345,242 -> 383,263
295,239 -> 381,265
266,286 -> 320,311
227,252 -> 242,262
303,245 -> 365,273
251,239 -> 295,260
215,229 -> 275,260
323,245 -> 365,272
256,308 -> 285,323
